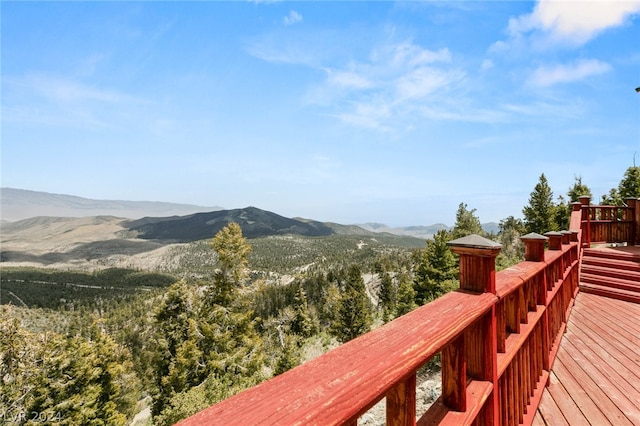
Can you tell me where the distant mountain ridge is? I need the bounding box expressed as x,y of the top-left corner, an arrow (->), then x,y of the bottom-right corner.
1,188 -> 222,221
1,188 -> 499,239
124,207 -> 337,242
358,222 -> 500,239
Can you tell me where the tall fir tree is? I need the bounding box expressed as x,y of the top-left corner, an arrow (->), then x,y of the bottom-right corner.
395,272 -> 417,317
378,271 -> 396,323
208,222 -> 252,306
602,164 -> 640,205
523,173 -> 558,234
290,283 -> 315,338
413,230 -> 458,305
332,265 -> 373,343
450,202 -> 484,239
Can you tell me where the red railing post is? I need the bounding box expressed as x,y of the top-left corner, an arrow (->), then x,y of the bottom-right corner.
579,196 -> 591,247
545,231 -> 563,251
447,234 -> 501,425
626,197 -> 639,245
521,232 -> 547,263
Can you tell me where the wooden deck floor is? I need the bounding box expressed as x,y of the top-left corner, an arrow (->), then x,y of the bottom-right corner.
534,292 -> 640,425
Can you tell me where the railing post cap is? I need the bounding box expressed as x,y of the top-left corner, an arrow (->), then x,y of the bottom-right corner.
520,232 -> 548,242
447,234 -> 502,257
544,231 -> 563,237
571,201 -> 582,211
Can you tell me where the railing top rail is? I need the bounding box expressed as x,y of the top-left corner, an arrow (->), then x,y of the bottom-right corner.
177,290 -> 496,426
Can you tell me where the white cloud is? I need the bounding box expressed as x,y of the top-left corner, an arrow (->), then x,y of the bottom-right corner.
528,59 -> 612,87
394,67 -> 461,101
507,0 -> 640,46
283,10 -> 303,26
311,41 -> 463,129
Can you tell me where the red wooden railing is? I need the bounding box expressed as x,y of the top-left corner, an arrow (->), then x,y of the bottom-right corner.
178,199 -> 638,426
578,196 -> 639,247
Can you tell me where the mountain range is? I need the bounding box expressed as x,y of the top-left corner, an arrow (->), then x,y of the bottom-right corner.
0,187 -> 222,222
1,187 -> 499,238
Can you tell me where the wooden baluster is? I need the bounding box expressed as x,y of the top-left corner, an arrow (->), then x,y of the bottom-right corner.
387,372 -> 416,426
442,336 -> 466,412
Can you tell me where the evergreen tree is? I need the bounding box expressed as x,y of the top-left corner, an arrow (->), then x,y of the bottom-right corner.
523,173 -> 558,234
557,176 -> 593,230
290,284 -> 315,338
332,265 -> 372,343
378,271 -> 396,323
274,335 -> 301,375
567,176 -> 592,202
0,316 -> 139,426
208,222 -> 252,306
496,216 -> 526,270
603,164 -> 640,205
320,281 -> 341,327
618,165 -> 640,199
395,272 -> 417,317
450,202 -> 484,239
413,230 -> 458,305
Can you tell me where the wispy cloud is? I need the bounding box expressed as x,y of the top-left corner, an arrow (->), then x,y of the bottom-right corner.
308,41 -> 464,130
2,74 -> 146,129
528,59 -> 612,87
283,10 -> 302,26
7,74 -> 140,104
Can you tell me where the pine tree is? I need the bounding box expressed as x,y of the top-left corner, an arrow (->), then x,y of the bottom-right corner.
567,176 -> 592,202
378,271 -> 396,323
604,165 -> 640,205
450,202 -> 484,239
395,273 -> 417,317
413,230 -> 458,305
497,216 -> 525,269
557,176 -> 593,230
523,173 -> 558,234
290,284 -> 315,338
332,265 -> 372,343
320,281 -> 341,327
208,222 -> 252,306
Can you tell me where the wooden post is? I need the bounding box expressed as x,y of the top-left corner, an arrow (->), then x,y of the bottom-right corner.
626,198 -> 639,245
520,232 -> 547,262
447,235 -> 501,425
544,231 -> 563,251
560,231 -> 571,245
447,234 -> 502,293
569,230 -> 579,243
579,196 -> 591,247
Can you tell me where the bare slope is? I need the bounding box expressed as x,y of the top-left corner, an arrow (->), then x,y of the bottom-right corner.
0,216 -> 171,270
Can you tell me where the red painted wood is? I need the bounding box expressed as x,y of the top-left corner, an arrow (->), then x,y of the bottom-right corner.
176,290 -> 496,426
417,381 -> 493,426
387,373 -> 417,426
441,336 -> 465,412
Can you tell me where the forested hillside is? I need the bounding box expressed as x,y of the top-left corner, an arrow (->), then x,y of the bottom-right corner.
2,165 -> 638,425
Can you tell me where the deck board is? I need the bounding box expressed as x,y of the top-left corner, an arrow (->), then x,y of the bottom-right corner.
537,292 -> 640,425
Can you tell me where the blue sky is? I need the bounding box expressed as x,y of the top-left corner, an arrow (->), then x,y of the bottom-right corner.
2,1 -> 639,226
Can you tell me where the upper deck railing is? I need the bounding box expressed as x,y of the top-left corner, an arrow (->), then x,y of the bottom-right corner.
178,198 -> 639,426
578,196 -> 639,247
